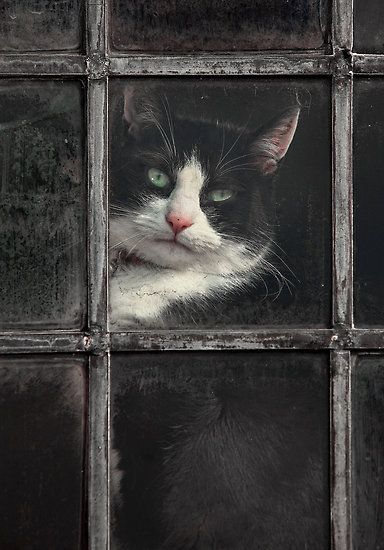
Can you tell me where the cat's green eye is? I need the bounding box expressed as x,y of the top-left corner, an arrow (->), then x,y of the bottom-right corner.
148,168 -> 170,188
208,189 -> 234,203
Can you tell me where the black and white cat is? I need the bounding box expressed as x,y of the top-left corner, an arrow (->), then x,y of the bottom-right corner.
109,86 -> 299,326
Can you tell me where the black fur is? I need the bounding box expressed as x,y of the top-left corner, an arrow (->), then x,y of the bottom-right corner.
111,353 -> 329,549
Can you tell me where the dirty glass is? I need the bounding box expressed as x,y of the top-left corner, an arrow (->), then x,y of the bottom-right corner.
354,79 -> 384,326
354,0 -> 384,53
0,0 -> 82,51
352,355 -> 384,547
109,78 -> 331,329
110,0 -> 330,52
0,81 -> 86,329
111,352 -> 329,550
0,356 -> 86,549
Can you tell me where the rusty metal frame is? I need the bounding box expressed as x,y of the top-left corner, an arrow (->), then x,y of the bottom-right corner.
1,0 -> 383,548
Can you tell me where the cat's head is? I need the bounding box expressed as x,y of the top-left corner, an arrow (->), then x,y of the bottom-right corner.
110,86 -> 299,278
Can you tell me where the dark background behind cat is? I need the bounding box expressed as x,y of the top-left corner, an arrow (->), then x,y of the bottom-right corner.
110,78 -> 331,328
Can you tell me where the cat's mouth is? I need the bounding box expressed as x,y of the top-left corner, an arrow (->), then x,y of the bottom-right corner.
153,238 -> 193,252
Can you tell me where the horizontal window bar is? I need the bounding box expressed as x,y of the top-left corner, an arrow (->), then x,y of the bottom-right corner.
2,53 -> 384,77
111,329 -> 337,351
0,54 -> 86,76
109,54 -> 334,76
353,54 -> 384,74
0,53 -> 337,77
1,329 -> 384,353
0,333 -> 90,353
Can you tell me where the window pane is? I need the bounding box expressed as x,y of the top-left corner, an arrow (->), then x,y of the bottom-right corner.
110,0 -> 330,52
352,355 -> 384,547
0,0 -> 82,51
0,81 -> 86,329
354,0 -> 384,53
354,78 -> 384,326
0,356 -> 86,548
111,352 -> 329,549
109,78 -> 331,329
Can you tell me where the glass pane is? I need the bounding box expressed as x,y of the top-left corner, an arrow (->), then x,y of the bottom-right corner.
0,0 -> 82,51
0,81 -> 86,329
352,355 -> 384,547
354,0 -> 384,53
0,356 -> 86,548
354,79 -> 384,326
110,0 -> 330,52
109,78 -> 331,329
111,352 -> 329,549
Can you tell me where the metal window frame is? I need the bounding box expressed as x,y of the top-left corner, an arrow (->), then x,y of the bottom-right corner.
2,0 -> 384,547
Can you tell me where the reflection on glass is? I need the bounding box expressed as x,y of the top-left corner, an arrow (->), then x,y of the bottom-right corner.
0,0 -> 82,51
110,0 -> 330,51
354,0 -> 384,53
0,356 -> 86,548
354,79 -> 384,326
352,355 -> 384,546
0,81 -> 86,329
111,352 -> 329,549
109,79 -> 331,328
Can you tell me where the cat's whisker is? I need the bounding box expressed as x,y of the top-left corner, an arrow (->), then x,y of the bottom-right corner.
218,153 -> 255,172
216,125 -> 226,170
143,106 -> 174,160
265,248 -> 297,282
109,232 -> 146,250
125,235 -> 150,257
256,228 -> 287,256
219,166 -> 259,177
258,256 -> 294,296
217,118 -> 251,168
162,96 -> 177,157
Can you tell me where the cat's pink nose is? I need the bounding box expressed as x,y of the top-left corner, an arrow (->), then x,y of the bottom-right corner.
166,213 -> 193,235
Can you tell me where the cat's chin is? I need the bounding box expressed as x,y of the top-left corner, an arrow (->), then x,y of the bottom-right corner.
134,238 -> 200,270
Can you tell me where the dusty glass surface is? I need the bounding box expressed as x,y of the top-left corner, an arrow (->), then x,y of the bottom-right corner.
110,0 -> 330,52
109,78 -> 331,329
354,79 -> 384,326
0,356 -> 86,548
352,355 -> 384,547
0,0 -> 82,51
354,0 -> 384,53
0,81 -> 86,329
111,352 -> 329,550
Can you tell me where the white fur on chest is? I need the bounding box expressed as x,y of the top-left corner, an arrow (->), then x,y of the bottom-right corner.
110,264 -> 248,327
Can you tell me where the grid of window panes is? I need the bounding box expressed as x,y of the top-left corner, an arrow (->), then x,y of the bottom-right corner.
0,0 -> 384,548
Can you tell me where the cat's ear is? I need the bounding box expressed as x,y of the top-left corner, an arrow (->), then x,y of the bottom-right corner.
122,85 -> 160,137
122,85 -> 140,136
251,107 -> 300,176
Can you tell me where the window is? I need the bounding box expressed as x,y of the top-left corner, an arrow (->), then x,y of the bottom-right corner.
0,0 -> 383,547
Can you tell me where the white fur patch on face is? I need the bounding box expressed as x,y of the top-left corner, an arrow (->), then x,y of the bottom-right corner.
168,156 -> 205,218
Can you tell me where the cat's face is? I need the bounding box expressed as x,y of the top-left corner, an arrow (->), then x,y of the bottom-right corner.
110,86 -> 299,277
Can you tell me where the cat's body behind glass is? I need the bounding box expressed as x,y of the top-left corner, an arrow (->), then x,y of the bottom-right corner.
109,86 -> 299,326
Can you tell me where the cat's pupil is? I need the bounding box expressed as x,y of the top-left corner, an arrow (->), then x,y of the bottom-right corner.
148,168 -> 170,188
208,189 -> 233,203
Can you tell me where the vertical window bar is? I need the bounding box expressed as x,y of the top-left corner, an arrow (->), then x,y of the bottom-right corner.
87,0 -> 106,56
333,0 -> 354,330
87,78 -> 108,330
331,350 -> 352,550
333,0 -> 354,52
332,70 -> 353,328
88,354 -> 110,550
86,1 -> 109,549
332,2 -> 353,547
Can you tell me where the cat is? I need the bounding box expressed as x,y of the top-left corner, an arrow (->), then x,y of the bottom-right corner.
109,85 -> 300,327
